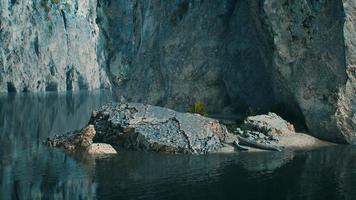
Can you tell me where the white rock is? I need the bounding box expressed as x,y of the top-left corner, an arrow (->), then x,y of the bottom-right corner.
243,112 -> 295,136
86,143 -> 117,154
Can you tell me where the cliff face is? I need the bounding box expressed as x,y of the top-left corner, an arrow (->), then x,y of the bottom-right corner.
0,0 -> 110,92
261,0 -> 353,143
0,0 -> 355,143
98,0 -> 355,143
262,0 -> 355,143
98,0 -> 276,113
338,0 -> 356,143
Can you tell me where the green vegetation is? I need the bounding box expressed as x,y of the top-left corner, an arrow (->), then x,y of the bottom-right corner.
188,101 -> 208,116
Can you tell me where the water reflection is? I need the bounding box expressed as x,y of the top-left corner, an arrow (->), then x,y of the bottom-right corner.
0,91 -> 113,199
0,91 -> 355,200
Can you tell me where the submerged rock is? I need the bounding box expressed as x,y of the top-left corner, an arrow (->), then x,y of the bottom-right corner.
48,102 -> 233,154
46,125 -> 117,154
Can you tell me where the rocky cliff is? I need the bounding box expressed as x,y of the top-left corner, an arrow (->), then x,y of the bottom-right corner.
0,0 -> 355,144
0,0 -> 110,92
98,0 -> 355,143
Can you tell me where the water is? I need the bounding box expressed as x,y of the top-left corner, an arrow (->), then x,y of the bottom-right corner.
0,91 -> 356,200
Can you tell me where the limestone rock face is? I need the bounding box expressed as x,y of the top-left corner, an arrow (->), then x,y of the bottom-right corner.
97,0 -> 355,143
0,0 -> 110,92
261,0 -> 355,143
89,102 -> 229,154
98,1 -> 276,112
337,0 -> 356,144
1,0 -> 355,143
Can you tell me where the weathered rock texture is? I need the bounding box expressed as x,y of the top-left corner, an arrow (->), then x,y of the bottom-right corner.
47,124 -> 96,151
100,1 -> 276,112
261,0 -> 355,143
242,113 -> 295,136
88,102 -> 230,154
100,0 -> 355,144
87,143 -> 117,154
47,124 -> 117,154
0,0 -> 110,92
1,0 -> 355,143
47,102 -> 232,154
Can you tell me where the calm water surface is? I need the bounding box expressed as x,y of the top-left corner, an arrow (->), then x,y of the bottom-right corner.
0,91 -> 356,200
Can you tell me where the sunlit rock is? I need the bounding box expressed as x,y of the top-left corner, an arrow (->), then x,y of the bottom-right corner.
87,143 -> 117,154
242,112 -> 295,136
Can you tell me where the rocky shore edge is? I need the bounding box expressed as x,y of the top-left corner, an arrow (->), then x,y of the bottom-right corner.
45,102 -> 333,155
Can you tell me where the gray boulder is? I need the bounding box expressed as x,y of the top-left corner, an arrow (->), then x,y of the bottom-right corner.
242,113 -> 295,136
47,102 -> 234,154
47,125 -> 96,151
89,102 -> 230,154
46,124 -> 117,154
87,143 -> 117,154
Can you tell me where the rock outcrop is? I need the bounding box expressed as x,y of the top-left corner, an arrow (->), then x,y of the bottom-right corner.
90,102 -> 232,154
261,0 -> 355,143
233,113 -> 331,151
100,1 -> 276,112
47,124 -> 117,154
101,0 -> 355,144
47,102 -> 234,154
1,0 -> 355,143
242,112 -> 295,136
0,0 -> 110,92
47,106 -> 331,153
86,143 -> 117,154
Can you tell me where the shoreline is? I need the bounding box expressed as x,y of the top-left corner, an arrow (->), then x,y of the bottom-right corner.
218,132 -> 336,153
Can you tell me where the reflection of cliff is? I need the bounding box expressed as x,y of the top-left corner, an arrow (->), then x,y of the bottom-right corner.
296,146 -> 356,200
236,147 -> 356,200
87,147 -> 356,200
90,151 -> 295,199
0,91 -> 113,199
92,152 -> 237,199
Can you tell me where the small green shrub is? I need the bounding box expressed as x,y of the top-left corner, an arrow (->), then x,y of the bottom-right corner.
189,101 -> 208,116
